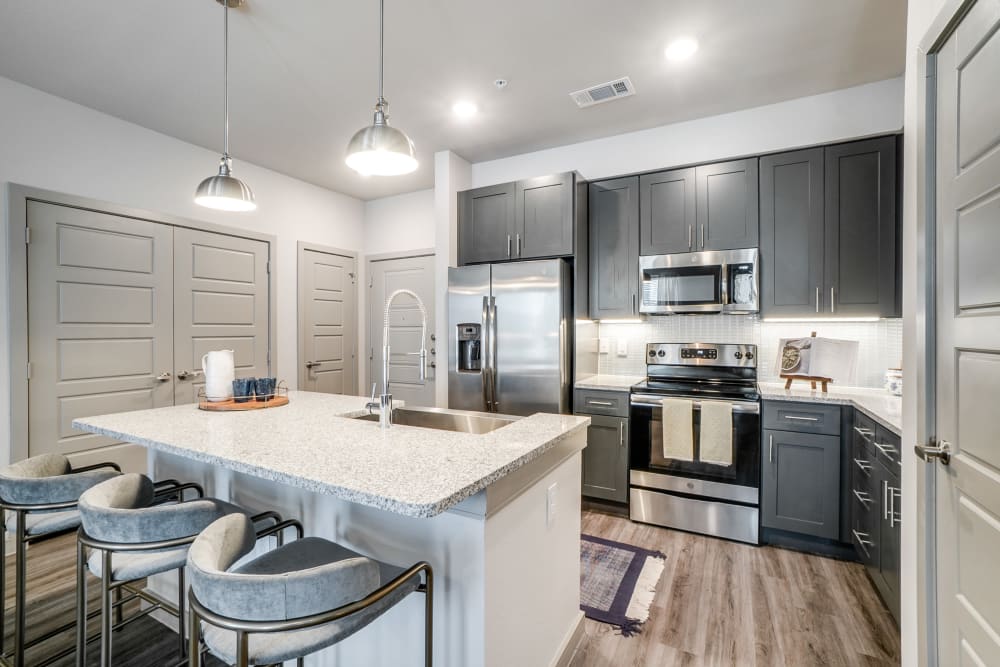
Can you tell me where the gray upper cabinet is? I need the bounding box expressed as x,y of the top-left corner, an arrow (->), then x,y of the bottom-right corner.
516,173 -> 574,259
458,182 -> 516,264
760,148 -> 825,317
825,136 -> 898,317
762,427 -> 841,540
695,158 -> 759,251
639,168 -> 696,255
589,177 -> 639,319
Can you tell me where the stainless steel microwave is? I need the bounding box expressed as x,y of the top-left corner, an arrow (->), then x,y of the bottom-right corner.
639,248 -> 759,315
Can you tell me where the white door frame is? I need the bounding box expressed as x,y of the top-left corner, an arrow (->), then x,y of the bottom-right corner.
4,182 -> 278,464
915,1 -> 980,664
296,241 -> 359,394
364,248 -> 435,394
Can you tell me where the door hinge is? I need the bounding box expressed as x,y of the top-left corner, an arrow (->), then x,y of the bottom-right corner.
25,362 -> 32,380
266,261 -> 271,275
348,271 -> 356,285
24,226 -> 30,245
369,276 -> 374,288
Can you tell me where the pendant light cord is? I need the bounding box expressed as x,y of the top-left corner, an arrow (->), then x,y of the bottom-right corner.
377,0 -> 385,104
223,0 -> 230,159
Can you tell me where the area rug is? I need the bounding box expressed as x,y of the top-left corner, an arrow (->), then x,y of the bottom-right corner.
580,534 -> 666,637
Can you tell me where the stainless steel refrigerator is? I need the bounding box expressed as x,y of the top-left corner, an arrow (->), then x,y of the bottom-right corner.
448,259 -> 572,416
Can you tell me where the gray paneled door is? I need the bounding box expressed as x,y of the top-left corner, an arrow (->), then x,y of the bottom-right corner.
930,7 -> 1000,664
368,253 -> 435,406
298,247 -> 357,396
27,203 -> 175,459
174,228 -> 270,404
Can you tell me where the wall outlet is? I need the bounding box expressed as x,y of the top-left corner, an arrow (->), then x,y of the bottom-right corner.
546,483 -> 558,527
599,339 -> 610,355
617,338 -> 628,357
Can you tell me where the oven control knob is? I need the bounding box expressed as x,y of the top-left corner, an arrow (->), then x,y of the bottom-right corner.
648,350 -> 656,358
746,352 -> 754,360
657,350 -> 666,357
734,351 -> 743,359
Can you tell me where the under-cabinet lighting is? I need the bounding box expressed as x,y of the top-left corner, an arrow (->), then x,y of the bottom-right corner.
597,319 -> 643,324
761,317 -> 882,323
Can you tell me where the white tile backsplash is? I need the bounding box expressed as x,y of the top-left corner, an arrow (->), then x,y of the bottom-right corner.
597,317 -> 903,388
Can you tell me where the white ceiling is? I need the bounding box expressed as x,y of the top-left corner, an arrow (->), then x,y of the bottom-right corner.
0,1 -> 906,201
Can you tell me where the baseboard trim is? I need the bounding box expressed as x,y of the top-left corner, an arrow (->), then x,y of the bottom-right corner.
551,610 -> 586,667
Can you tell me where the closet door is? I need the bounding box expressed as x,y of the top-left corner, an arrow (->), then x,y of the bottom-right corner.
26,202 -> 174,460
172,228 -> 271,404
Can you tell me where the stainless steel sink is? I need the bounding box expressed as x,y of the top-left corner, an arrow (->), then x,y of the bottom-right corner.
353,406 -> 519,434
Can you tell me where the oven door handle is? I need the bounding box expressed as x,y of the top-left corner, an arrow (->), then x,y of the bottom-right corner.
630,394 -> 760,414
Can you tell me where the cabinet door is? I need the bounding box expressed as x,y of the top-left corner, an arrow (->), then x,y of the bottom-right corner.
824,136 -> 898,317
639,168 -> 696,255
589,177 -> 639,319
581,414 -> 629,503
762,429 -> 841,539
695,158 -> 759,250
458,183 -> 516,265
515,173 -> 574,259
759,148 -> 825,317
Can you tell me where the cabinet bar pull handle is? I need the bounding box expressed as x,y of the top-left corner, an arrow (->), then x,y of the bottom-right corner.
768,434 -> 774,463
587,399 -> 614,406
874,442 -> 897,457
516,233 -> 521,257
853,457 -> 872,473
853,529 -> 873,548
853,489 -> 872,507
619,422 -> 624,447
815,287 -> 820,313
784,415 -> 819,422
890,486 -> 899,527
507,234 -> 511,258
853,426 -> 874,439
830,286 -> 835,313
700,225 -> 705,248
883,480 -> 889,521
632,293 -> 637,314
688,225 -> 693,250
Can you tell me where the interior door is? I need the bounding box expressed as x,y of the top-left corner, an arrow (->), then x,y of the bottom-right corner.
369,254 -> 436,407
930,7 -> 1000,663
299,248 -> 357,395
173,227 -> 270,404
26,202 -> 174,462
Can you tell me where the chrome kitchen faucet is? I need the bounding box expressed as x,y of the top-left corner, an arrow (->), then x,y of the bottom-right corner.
374,289 -> 428,429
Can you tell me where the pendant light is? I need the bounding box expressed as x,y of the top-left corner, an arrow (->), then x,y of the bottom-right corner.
345,0 -> 418,176
195,0 -> 256,212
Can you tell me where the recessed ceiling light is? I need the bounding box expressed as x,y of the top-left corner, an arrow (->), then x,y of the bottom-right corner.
452,100 -> 479,119
664,37 -> 699,62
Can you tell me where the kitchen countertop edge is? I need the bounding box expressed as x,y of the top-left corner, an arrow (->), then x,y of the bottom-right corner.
758,383 -> 901,435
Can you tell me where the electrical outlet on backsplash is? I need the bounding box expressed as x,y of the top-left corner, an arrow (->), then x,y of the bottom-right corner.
597,316 -> 903,389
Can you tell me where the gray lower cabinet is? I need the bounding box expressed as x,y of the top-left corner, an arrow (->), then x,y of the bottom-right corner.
581,414 -> 629,503
639,167 -> 696,255
759,136 -> 899,318
589,177 -> 639,319
695,158 -> 759,251
458,182 -> 516,264
762,427 -> 841,539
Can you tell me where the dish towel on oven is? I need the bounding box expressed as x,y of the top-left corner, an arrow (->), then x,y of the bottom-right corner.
699,400 -> 733,466
660,398 -> 694,461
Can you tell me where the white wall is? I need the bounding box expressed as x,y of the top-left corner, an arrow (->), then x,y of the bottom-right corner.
0,75 -> 365,465
901,1 -> 947,666
470,77 -> 904,188
358,189 -> 436,390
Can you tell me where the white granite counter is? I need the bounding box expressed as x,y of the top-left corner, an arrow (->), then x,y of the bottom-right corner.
574,374 -> 643,391
759,382 -> 901,435
72,391 -> 589,518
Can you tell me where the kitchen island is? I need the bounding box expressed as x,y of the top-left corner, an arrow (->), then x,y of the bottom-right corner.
74,391 -> 590,667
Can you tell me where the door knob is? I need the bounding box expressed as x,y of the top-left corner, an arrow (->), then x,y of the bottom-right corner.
155,372 -> 172,382
176,370 -> 201,380
915,439 -> 951,465
305,361 -> 320,368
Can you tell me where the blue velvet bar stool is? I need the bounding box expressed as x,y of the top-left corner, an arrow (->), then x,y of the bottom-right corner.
0,452 -> 121,667
187,514 -> 434,667
76,473 -> 282,667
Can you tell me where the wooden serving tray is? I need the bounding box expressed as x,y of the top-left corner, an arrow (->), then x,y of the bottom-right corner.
198,396 -> 289,411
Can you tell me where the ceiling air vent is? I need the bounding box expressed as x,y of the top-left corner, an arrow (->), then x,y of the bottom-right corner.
570,77 -> 636,108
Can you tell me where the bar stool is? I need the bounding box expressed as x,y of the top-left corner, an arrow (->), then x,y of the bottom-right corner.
76,473 -> 281,667
187,513 -> 433,667
0,452 -> 121,667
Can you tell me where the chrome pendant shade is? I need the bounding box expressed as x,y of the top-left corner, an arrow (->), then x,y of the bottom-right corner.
195,0 -> 256,211
345,0 -> 417,176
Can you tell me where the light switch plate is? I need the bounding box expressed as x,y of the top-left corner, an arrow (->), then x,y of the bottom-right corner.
617,339 -> 628,357
599,339 -> 610,354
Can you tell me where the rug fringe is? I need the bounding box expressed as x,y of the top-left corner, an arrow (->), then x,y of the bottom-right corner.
624,555 -> 666,624
617,618 -> 644,637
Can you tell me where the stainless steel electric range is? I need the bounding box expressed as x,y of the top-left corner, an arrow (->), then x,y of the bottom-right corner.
629,342 -> 761,544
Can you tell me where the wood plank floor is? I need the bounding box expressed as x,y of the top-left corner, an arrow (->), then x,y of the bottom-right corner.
570,508 -> 901,667
3,510 -> 900,666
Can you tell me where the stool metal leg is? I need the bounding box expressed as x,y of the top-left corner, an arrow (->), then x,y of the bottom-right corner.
177,567 -> 186,659
13,510 -> 27,667
100,550 -> 113,667
76,537 -> 87,667
424,567 -> 434,667
235,630 -> 249,667
0,511 -> 6,659
188,605 -> 201,667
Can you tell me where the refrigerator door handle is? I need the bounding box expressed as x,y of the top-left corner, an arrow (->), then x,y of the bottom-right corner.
481,296 -> 492,411
489,297 -> 498,412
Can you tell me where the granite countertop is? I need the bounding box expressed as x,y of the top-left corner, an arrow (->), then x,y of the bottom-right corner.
73,391 -> 589,519
574,374 -> 643,391
759,382 -> 901,435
